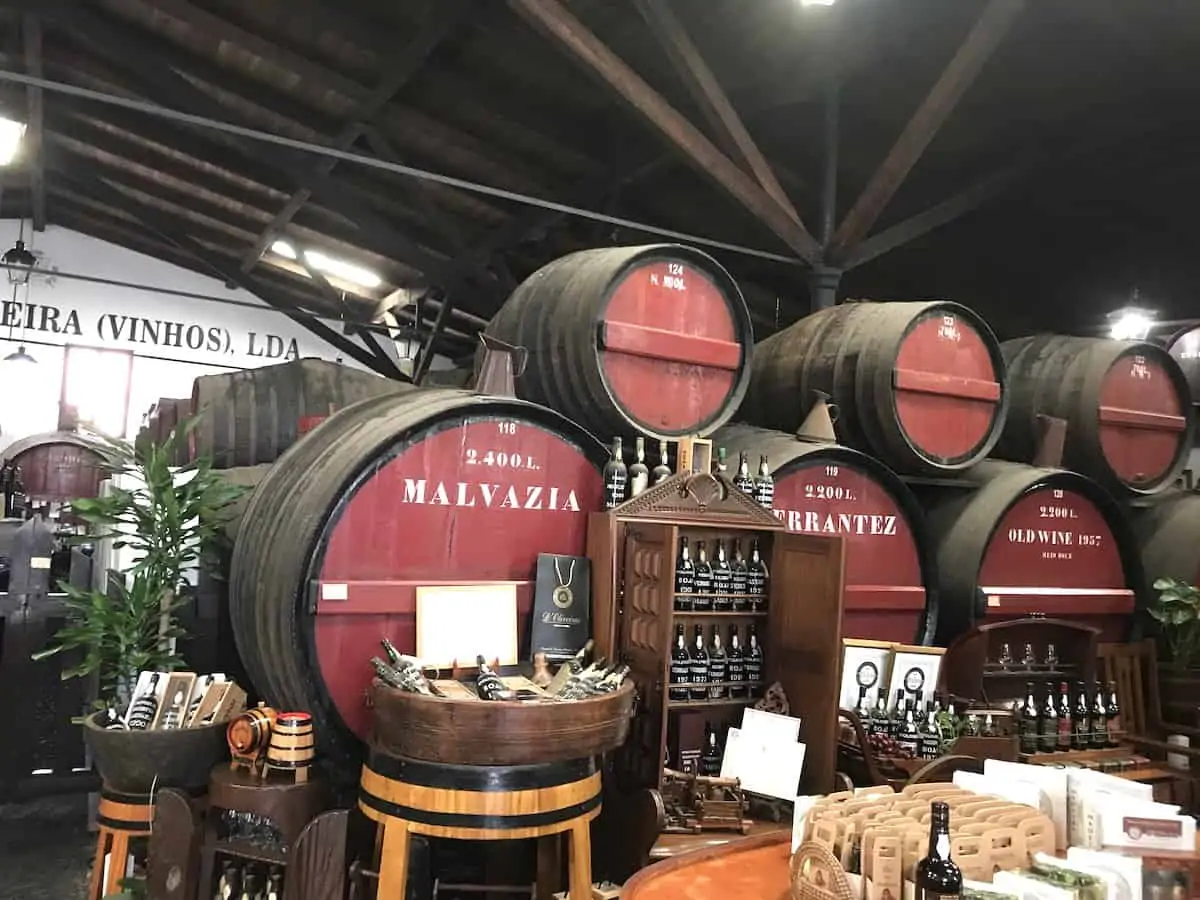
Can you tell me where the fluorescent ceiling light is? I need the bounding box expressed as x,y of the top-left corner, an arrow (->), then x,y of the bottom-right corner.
270,240 -> 382,289
0,117 -> 26,166
800,0 -> 837,6
1109,308 -> 1154,341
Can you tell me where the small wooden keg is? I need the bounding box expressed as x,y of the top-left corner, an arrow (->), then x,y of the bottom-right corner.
226,704 -> 277,774
264,711 -> 314,782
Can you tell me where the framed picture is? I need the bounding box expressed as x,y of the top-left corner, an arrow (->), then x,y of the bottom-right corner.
839,638 -> 895,712
884,644 -> 946,714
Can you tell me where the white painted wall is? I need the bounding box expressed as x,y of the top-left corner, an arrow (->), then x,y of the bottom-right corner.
0,224 -> 450,447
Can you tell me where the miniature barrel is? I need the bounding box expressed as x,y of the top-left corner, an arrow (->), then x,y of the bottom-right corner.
714,424 -> 936,644
226,706 -> 276,757
265,711 -> 315,772
1164,324 -> 1200,403
1131,490 -> 1200,591
741,301 -> 1007,475
482,244 -> 754,440
995,335 -> 1193,496
191,357 -> 413,468
229,389 -> 606,770
919,460 -> 1142,644
0,431 -> 110,501
358,751 -> 602,840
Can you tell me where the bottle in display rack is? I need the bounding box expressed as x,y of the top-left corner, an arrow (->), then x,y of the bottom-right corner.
629,437 -> 650,497
733,451 -> 755,495
652,440 -> 672,485
1038,683 -> 1057,753
669,624 -> 690,701
475,656 -> 510,701
266,869 -> 283,900
700,723 -> 723,776
1056,681 -> 1073,752
1045,643 -> 1060,670
1090,681 -> 1109,749
1019,682 -> 1038,754
707,626 -> 727,699
713,446 -> 728,476
1021,643 -> 1037,669
753,455 -> 774,509
855,685 -> 872,723
888,689 -> 905,737
916,801 -> 962,900
1072,681 -> 1091,750
870,692 -> 890,737
602,437 -> 627,509
747,538 -> 769,608
712,540 -> 733,608
1106,682 -> 1122,746
726,626 -> 746,697
674,537 -> 695,611
160,689 -> 188,730
127,673 -> 162,730
919,708 -> 941,760
897,706 -> 920,756
745,623 -> 764,696
689,624 -> 709,700
692,541 -> 714,609
730,540 -> 749,604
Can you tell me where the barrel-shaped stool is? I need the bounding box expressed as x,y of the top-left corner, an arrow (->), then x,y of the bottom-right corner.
358,753 -> 600,900
90,787 -> 155,900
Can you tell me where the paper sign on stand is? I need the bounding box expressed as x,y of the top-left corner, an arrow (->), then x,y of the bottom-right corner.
983,759 -> 1069,849
720,708 -> 805,802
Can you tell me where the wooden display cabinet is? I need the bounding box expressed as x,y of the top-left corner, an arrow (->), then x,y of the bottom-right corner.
587,471 -> 846,796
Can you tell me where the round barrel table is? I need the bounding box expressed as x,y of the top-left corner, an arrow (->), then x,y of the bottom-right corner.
622,831 -> 792,900
358,751 -> 601,899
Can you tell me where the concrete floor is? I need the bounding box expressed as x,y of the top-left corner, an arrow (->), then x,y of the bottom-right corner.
0,795 -> 94,899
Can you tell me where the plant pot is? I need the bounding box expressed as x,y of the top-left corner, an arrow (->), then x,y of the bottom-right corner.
83,712 -> 230,793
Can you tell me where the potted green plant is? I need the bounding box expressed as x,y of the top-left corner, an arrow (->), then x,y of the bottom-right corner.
1147,577 -> 1200,672
34,417 -> 245,791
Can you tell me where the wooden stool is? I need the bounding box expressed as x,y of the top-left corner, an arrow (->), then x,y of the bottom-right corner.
90,787 -> 154,900
358,752 -> 600,900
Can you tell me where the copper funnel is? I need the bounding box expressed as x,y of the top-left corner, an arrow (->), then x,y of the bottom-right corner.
475,334 -> 528,399
796,390 -> 839,443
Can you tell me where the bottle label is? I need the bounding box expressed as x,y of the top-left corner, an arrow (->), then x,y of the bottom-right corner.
708,658 -> 727,697
630,471 -> 648,496
669,660 -> 690,683
746,568 -> 766,595
674,567 -> 694,594
730,566 -> 748,594
713,568 -> 732,595
1057,713 -> 1072,747
1019,719 -> 1039,753
727,658 -> 745,683
919,732 -> 940,759
920,892 -> 960,900
745,657 -> 762,684
690,660 -> 708,684
1039,716 -> 1058,750
693,569 -> 714,594
754,481 -> 774,509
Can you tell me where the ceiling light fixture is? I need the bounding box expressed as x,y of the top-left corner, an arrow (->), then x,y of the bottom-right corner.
3,344 -> 36,364
1109,307 -> 1155,341
3,218 -> 36,285
270,240 -> 383,289
0,116 -> 26,166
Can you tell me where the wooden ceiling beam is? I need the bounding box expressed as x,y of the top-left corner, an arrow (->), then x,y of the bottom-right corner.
507,0 -> 820,262
240,0 -> 474,274
632,0 -> 802,228
22,14 -> 45,231
826,0 -> 1026,262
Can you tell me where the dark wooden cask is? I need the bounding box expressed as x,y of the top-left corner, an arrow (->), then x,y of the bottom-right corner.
742,301 -> 1007,476
0,431 -> 110,502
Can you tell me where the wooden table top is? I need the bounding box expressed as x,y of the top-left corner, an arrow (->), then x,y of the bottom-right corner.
623,831 -> 793,900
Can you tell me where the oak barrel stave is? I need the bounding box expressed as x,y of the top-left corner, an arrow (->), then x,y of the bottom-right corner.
1164,324 -> 1200,404
482,244 -> 755,441
1131,490 -> 1200,592
191,358 -> 413,468
228,389 -> 607,771
995,335 -> 1193,496
742,301 -> 1008,475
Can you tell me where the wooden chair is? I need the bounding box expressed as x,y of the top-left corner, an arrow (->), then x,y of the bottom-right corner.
904,755 -> 984,786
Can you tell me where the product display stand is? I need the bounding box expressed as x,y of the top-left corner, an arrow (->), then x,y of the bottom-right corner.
147,788 -> 207,900
89,786 -> 155,900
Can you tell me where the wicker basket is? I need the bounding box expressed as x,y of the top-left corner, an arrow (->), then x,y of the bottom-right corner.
790,842 -> 854,900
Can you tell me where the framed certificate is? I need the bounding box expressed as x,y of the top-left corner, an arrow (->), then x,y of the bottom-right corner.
884,644 -> 946,713
839,638 -> 895,711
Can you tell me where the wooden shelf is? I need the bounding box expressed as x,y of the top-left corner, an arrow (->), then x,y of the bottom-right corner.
673,593 -> 766,601
672,610 -> 768,618
983,667 -> 1080,679
668,696 -> 759,710
212,837 -> 288,866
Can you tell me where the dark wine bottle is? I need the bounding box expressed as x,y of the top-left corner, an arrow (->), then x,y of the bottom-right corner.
602,437 -> 627,509
745,624 -> 763,697
1072,681 -> 1091,750
700,723 -> 723,776
897,706 -> 920,756
707,626 -> 727,699
475,655 -> 510,701
712,540 -> 733,608
1038,683 -> 1058,753
855,685 -> 872,723
1106,681 -> 1122,746
753,455 -> 774,509
674,536 -> 695,611
629,436 -> 650,497
730,539 -> 749,603
726,625 -> 745,697
127,673 -> 162,730
747,538 -> 768,609
652,440 -> 672,485
888,689 -> 906,737
915,801 -> 962,899
668,624 -> 690,702
733,451 -> 755,495
919,709 -> 941,760
693,541 -> 714,609
689,624 -> 709,701
1056,681 -> 1072,752
1019,682 -> 1039,755
1090,681 -> 1109,749
870,692 -> 890,737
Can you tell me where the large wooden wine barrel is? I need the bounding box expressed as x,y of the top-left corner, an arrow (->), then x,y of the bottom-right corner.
741,301 -> 1007,475
482,244 -> 754,441
0,431 -> 111,502
228,389 -> 606,768
995,336 -> 1192,496
1163,325 -> 1200,405
191,358 -> 412,468
145,397 -> 191,465
1131,490 -> 1200,591
714,424 -> 935,644
919,461 -> 1141,644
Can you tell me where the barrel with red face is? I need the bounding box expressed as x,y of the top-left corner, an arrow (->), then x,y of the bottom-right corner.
1097,350 -> 1188,489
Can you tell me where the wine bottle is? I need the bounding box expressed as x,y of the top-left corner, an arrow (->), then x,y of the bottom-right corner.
897,706 -> 920,756
266,869 -> 283,900
916,801 -> 962,899
239,872 -> 257,900
726,625 -> 745,697
669,624 -> 690,702
216,864 -> 236,900
693,541 -> 714,609
160,690 -> 188,730
707,626 -> 727,699
1056,681 -> 1072,752
652,440 -> 672,484
381,636 -> 403,666
127,673 -> 162,730
747,538 -> 769,609
186,675 -> 214,725
475,655 -> 511,701
980,713 -> 997,738
674,536 -> 695,611
730,539 -> 749,603
887,689 -> 906,737
1090,681 -> 1109,749
745,624 -> 763,697
712,540 -> 732,608
700,723 -> 723,776
733,451 -> 755,495
919,709 -> 941,760
565,639 -> 595,675
713,446 -> 729,477
591,664 -> 631,694
855,685 -> 872,724
689,625 -> 709,701
602,437 -> 627,509
753,455 -> 774,509
1039,683 -> 1058,753
9,465 -> 25,519
1106,682 -> 1122,746
1072,681 -> 1091,750
629,437 -> 650,497
870,692 -> 890,738
1019,682 -> 1039,754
